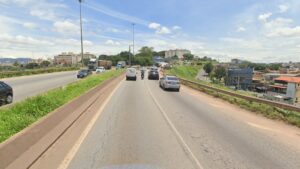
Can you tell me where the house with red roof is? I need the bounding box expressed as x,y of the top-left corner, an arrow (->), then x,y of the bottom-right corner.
272,76 -> 300,105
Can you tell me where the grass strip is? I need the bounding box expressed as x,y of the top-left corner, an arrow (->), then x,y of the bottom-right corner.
0,67 -> 80,79
0,70 -> 123,143
167,65 -> 300,127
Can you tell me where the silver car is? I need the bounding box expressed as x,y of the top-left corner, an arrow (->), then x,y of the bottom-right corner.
126,68 -> 137,81
159,75 -> 180,91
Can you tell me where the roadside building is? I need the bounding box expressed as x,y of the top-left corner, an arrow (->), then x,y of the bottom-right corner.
225,68 -> 253,90
272,76 -> 300,104
165,49 -> 191,59
54,52 -> 96,65
264,73 -> 300,82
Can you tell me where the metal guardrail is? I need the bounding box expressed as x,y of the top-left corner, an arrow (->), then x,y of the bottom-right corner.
179,78 -> 300,112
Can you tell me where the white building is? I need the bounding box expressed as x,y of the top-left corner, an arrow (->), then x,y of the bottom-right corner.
54,52 -> 96,65
165,49 -> 191,59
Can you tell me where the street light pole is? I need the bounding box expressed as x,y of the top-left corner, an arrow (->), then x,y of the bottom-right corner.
79,0 -> 84,67
129,45 -> 131,66
132,23 -> 135,59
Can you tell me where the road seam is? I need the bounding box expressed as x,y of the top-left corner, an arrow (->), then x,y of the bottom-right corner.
57,80 -> 123,169
145,82 -> 205,169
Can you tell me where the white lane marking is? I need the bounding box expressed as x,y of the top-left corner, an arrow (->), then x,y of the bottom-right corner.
58,80 -> 123,169
146,83 -> 205,169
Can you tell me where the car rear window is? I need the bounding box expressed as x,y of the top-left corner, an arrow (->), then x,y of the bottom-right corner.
167,77 -> 178,81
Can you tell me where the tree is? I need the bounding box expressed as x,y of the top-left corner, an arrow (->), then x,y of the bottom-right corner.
98,55 -> 108,60
171,55 -> 179,60
82,58 -> 90,66
203,62 -> 213,74
158,51 -> 165,58
13,61 -> 19,67
213,66 -> 226,81
138,46 -> 153,58
40,60 -> 50,67
25,62 -> 39,69
183,53 -> 194,60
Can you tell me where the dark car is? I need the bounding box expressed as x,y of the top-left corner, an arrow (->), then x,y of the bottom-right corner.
0,81 -> 13,105
148,70 -> 159,80
77,69 -> 91,78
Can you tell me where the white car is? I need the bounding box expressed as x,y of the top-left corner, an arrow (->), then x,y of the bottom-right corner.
159,75 -> 180,91
126,68 -> 137,81
95,67 -> 106,73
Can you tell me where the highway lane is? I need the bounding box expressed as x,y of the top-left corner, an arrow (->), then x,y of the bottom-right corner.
3,71 -> 78,102
66,74 -> 300,169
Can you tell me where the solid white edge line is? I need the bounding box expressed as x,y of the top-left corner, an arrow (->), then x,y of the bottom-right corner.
146,82 -> 205,169
57,80 -> 123,169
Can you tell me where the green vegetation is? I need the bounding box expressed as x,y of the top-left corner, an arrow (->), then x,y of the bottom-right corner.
166,65 -> 200,80
0,67 -> 79,79
239,61 -> 282,71
203,62 -> 214,74
0,70 -> 123,143
167,65 -> 300,127
99,46 -> 164,66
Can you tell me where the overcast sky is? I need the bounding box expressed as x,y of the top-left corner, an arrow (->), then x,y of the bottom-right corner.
0,0 -> 300,62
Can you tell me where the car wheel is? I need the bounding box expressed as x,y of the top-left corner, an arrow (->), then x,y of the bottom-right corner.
6,94 -> 13,104
177,88 -> 180,92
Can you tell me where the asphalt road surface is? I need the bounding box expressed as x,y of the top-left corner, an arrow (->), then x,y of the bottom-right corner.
66,74 -> 300,169
3,71 -> 78,102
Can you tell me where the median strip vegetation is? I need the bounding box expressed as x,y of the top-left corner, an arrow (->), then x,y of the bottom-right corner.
0,67 -> 79,79
166,65 -> 300,127
0,70 -> 123,143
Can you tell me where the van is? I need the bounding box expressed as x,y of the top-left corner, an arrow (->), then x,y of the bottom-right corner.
126,68 -> 137,81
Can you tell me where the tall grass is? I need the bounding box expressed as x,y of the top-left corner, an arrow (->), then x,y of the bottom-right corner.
0,70 -> 123,143
0,67 -> 79,79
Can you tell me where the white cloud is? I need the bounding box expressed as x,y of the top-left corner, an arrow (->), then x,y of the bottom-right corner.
55,39 -> 93,47
267,26 -> 300,37
279,4 -> 289,13
156,27 -> 171,34
258,12 -> 272,22
149,22 -> 161,29
53,20 -> 79,34
85,1 -> 149,26
236,26 -> 246,32
22,22 -> 37,29
105,40 -> 120,45
220,37 -> 262,49
172,25 -> 181,30
148,22 -> 171,34
264,17 -> 293,29
0,34 -> 53,46
30,9 -> 57,21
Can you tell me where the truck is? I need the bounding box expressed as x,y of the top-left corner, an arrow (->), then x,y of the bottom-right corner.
88,59 -> 112,71
117,61 -> 126,68
98,60 -> 112,70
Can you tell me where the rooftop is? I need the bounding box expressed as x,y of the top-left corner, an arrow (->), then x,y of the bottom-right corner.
274,76 -> 300,83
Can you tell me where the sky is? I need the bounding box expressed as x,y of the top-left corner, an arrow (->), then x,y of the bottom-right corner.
0,0 -> 300,62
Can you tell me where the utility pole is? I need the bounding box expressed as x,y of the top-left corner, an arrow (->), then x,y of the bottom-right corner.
79,0 -> 84,67
129,45 -> 131,66
132,23 -> 135,59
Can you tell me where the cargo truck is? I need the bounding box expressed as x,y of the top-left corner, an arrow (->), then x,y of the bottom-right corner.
88,59 -> 112,71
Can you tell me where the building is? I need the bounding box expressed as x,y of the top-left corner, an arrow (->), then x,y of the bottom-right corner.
272,76 -> 300,104
225,68 -> 253,90
54,52 -> 96,65
263,73 -> 300,82
165,49 -> 191,59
